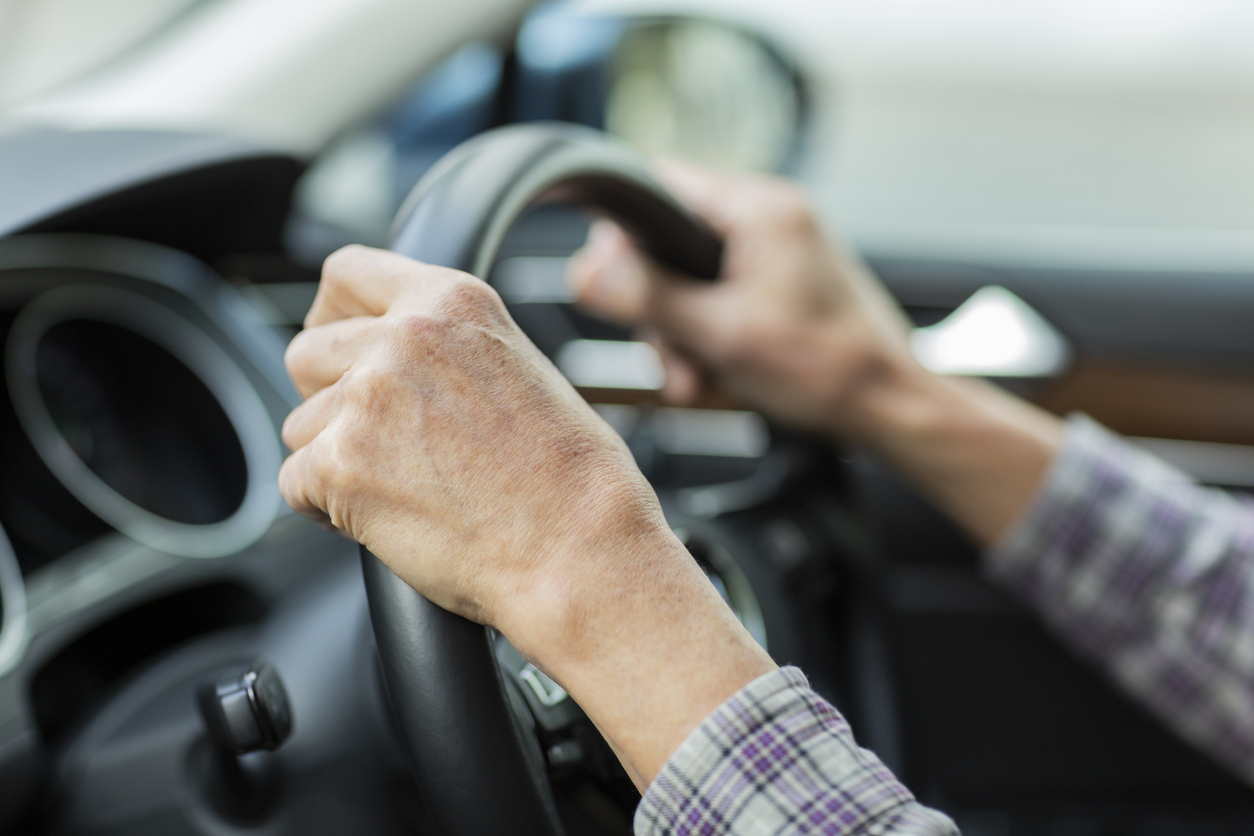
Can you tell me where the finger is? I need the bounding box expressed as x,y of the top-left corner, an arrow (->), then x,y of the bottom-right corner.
568,221 -> 654,326
306,245 -> 451,328
651,159 -> 748,236
278,444 -> 333,527
569,220 -> 728,342
285,316 -> 376,399
641,268 -> 741,363
648,335 -> 705,406
281,384 -> 342,452
278,444 -> 357,537
572,222 -> 736,361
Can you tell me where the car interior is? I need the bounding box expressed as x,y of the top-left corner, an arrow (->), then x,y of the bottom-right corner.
1,1 -> 1253,834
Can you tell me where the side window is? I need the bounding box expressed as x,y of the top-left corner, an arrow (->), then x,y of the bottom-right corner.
287,42 -> 506,261
286,4 -> 806,268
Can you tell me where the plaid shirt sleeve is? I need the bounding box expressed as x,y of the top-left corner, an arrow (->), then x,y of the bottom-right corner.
987,413 -> 1254,781
634,666 -> 958,836
637,413 -> 1254,835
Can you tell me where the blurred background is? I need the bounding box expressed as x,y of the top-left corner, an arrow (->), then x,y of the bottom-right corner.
3,0 -> 1253,270
4,2 -> 1254,835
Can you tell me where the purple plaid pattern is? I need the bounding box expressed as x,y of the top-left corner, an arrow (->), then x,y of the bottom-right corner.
635,667 -> 957,835
638,414 -> 1254,835
987,414 -> 1254,780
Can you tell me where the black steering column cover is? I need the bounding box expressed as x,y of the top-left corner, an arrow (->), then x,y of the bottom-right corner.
362,123 -> 722,836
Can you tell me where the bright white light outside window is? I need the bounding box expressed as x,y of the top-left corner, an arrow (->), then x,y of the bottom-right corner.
910,285 -> 1070,377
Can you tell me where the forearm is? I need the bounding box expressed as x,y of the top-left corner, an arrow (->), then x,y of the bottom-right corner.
856,356 -> 1254,778
986,416 -> 1254,780
528,345 -> 1065,791
848,360 -> 1064,547
505,359 -> 1058,799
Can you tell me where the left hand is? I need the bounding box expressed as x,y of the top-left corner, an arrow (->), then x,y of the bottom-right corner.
279,244 -> 668,635
279,245 -> 774,786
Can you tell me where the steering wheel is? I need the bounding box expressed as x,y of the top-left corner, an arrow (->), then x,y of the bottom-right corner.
361,123 -> 724,836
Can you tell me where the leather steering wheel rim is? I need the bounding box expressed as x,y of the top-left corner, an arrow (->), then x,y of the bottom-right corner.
362,123 -> 723,836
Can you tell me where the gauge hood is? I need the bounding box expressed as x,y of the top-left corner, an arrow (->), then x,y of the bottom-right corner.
0,129 -> 300,258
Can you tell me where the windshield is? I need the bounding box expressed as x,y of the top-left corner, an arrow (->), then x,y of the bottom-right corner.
0,0 -> 201,108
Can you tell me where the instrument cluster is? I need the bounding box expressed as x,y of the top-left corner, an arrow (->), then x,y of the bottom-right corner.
0,233 -> 294,679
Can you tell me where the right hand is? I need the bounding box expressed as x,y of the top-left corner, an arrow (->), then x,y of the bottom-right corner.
567,161 -> 919,443
572,162 -> 1064,548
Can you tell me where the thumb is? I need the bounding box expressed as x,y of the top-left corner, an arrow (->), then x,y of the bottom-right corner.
569,221 -> 732,359
567,221 -> 651,326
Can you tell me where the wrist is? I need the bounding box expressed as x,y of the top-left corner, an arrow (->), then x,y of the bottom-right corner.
500,520 -> 677,671
830,344 -> 938,447
857,363 -> 1060,466
498,501 -> 775,786
847,360 -> 1065,545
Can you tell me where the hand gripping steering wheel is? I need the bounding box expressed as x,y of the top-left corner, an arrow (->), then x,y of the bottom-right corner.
361,123 -> 723,836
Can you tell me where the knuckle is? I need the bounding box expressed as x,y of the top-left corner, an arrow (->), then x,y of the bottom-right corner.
392,312 -> 444,354
342,361 -> 393,406
438,276 -> 504,323
310,433 -> 350,493
387,278 -> 507,354
763,182 -> 816,233
322,243 -> 372,278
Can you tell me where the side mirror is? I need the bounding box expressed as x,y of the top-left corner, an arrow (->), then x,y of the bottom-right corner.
514,8 -> 809,174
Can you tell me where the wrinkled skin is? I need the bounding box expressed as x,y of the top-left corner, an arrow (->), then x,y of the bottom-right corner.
279,245 -> 774,787
281,248 -> 659,627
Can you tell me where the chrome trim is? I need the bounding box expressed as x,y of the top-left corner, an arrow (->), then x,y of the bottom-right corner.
910,285 -> 1071,378
5,285 -> 282,559
0,525 -> 27,677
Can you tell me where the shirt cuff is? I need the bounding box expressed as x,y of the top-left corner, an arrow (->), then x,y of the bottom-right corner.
635,666 -> 955,836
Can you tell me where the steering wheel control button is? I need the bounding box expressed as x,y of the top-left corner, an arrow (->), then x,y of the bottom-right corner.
198,660 -> 293,755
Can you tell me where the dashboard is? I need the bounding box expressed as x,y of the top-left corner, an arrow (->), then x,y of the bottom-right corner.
0,132 -> 416,832
2,9 -> 1254,831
